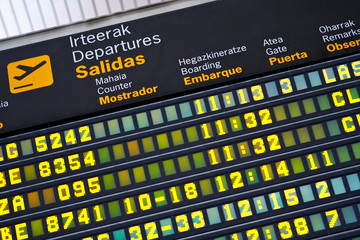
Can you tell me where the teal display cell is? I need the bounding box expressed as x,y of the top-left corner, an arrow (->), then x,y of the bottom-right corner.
165,105 -> 178,122
337,64 -> 351,80
222,92 -> 236,108
20,140 -> 33,156
113,230 -> 126,240
326,120 -> 341,136
326,210 -> 341,227
160,218 -> 174,236
107,119 -> 120,135
323,67 -> 336,82
342,206 -> 357,224
308,71 -> 322,87
122,116 -> 135,132
237,88 -> 250,104
262,225 -> 277,240
129,226 -> 141,240
93,122 -> 106,139
299,185 -> 315,202
310,214 -> 325,231
207,207 -> 221,225
269,192 -> 283,210
145,222 -> 158,238
151,109 -> 164,125
192,210 -> 206,229
265,81 -> 278,97
222,203 -> 237,221
179,102 -> 193,118
208,95 -> 221,111
331,177 -> 346,195
346,174 -> 360,191
294,74 -> 308,90
253,196 -> 268,213
194,98 -> 207,115
321,149 -> 335,166
136,112 -> 150,128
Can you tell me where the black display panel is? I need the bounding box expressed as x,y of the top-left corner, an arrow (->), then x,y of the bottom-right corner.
0,0 -> 360,240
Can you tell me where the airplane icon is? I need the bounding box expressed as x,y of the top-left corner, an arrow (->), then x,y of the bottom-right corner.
7,55 -> 54,94
14,60 -> 47,81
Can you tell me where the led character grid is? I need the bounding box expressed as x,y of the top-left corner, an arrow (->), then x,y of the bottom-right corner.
0,150 -> 98,191
0,126 -> 93,162
1,60 -> 359,162
0,58 -> 359,240
197,85 -> 360,142
201,112 -> 360,167
221,205 -> 360,240
1,138 -> 359,237
3,85 -> 360,193
29,87 -> 360,179
0,175 -> 102,217
81,200 -> 360,240
116,172 -> 360,221
3,170 -> 359,239
140,204 -> 356,240
2,111 -> 360,221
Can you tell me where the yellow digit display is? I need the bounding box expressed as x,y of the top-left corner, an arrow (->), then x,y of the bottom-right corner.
278,221 -> 293,239
39,161 -> 51,178
246,229 -> 260,240
62,212 -> 74,229
129,226 -> 142,240
294,217 -> 309,235
251,85 -> 264,101
184,182 -> 198,200
245,112 -> 258,128
238,200 -> 252,218
50,132 -> 63,149
46,215 -> 60,233
284,188 -> 299,206
280,78 -> 293,94
54,158 -> 66,174
191,211 -> 205,229
176,215 -> 189,232
145,222 -> 158,239
35,136 -> 48,152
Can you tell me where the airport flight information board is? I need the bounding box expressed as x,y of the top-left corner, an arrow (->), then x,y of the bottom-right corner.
0,0 -> 360,239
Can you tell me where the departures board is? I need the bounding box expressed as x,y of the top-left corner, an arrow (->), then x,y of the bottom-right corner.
0,0 -> 360,239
